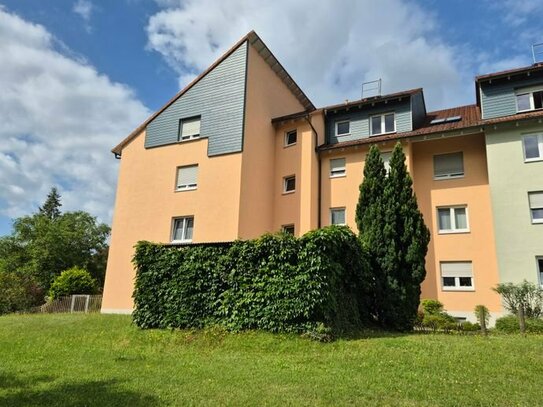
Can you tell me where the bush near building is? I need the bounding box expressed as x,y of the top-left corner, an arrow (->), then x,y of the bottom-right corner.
133,226 -> 372,336
48,267 -> 97,300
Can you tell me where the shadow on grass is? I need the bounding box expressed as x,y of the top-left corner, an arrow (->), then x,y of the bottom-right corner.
0,372 -> 159,407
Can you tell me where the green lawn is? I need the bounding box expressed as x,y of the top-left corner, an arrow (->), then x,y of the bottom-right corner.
0,314 -> 542,406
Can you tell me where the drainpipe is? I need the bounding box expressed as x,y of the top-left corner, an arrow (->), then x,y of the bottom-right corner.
304,114 -> 321,229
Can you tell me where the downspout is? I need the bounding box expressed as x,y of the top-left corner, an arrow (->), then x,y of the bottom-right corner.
304,114 -> 321,229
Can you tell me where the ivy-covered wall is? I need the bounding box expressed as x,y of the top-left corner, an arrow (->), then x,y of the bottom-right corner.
132,226 -> 371,334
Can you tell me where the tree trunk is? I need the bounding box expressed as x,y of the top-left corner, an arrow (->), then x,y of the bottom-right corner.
518,306 -> 526,334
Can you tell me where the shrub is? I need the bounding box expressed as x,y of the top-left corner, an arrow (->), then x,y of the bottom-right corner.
460,321 -> 481,332
495,315 -> 543,334
48,267 -> 97,299
420,299 -> 444,315
132,226 -> 372,335
422,312 -> 457,331
493,281 -> 543,318
0,272 -> 42,315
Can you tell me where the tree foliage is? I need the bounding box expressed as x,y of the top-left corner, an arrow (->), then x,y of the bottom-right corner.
357,142 -> 430,331
0,187 -> 110,314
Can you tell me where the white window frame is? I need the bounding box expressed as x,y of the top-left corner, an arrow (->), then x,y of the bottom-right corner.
284,130 -> 297,147
433,152 -> 465,180
171,216 -> 194,243
330,207 -> 346,225
536,257 -> 543,288
529,191 -> 543,224
515,86 -> 543,113
522,133 -> 543,162
330,158 -> 346,178
370,112 -> 396,136
437,206 -> 470,234
282,224 -> 295,235
283,175 -> 296,194
175,165 -> 198,192
179,116 -> 201,141
336,120 -> 351,137
440,261 -> 474,291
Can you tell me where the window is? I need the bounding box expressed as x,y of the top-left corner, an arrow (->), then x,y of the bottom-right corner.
285,130 -> 297,146
523,134 -> 543,161
437,206 -> 469,233
381,151 -> 392,174
370,113 -> 395,136
283,175 -> 296,193
433,152 -> 464,180
179,116 -> 201,141
516,88 -> 543,112
176,165 -> 198,191
537,257 -> 543,288
282,224 -> 295,235
330,208 -> 346,225
440,262 -> 473,291
529,191 -> 543,223
330,158 -> 346,177
171,217 -> 194,243
336,121 -> 350,136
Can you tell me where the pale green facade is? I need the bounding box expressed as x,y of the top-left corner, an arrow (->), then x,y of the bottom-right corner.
485,121 -> 543,285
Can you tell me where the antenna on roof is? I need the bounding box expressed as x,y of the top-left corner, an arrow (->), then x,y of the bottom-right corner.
532,42 -> 543,64
362,79 -> 382,98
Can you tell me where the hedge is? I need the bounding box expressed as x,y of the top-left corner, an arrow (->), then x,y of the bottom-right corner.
132,226 -> 372,334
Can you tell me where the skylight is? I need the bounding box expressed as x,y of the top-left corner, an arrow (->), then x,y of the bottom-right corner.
430,115 -> 462,125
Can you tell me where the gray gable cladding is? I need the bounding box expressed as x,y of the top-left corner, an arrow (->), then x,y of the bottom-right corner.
480,74 -> 543,119
145,41 -> 248,156
326,99 -> 412,144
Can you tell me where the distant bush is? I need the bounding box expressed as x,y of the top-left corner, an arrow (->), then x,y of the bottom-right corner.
48,267 -> 97,299
460,321 -> 481,332
493,281 -> 543,318
495,315 -> 543,334
132,226 -> 372,336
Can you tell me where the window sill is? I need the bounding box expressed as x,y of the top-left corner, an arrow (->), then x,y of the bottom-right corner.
532,219 -> 543,224
282,190 -> 295,195
171,240 -> 193,244
330,174 -> 346,179
517,108 -> 543,114
434,175 -> 465,181
284,143 -> 297,148
178,136 -> 201,144
336,133 -> 351,137
175,187 -> 197,192
442,287 -> 475,292
438,230 -> 470,235
525,157 -> 543,163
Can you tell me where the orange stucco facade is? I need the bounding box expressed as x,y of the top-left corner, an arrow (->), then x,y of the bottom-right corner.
103,32 -> 535,323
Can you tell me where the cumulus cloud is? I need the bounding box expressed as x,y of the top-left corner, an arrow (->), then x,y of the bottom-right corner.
146,0 -> 480,110
0,8 -> 150,223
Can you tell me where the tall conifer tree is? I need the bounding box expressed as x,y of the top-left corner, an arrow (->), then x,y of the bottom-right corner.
380,142 -> 430,330
355,145 -> 387,321
39,187 -> 62,220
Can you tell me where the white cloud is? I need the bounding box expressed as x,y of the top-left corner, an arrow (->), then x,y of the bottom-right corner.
73,0 -> 93,31
0,8 -> 150,224
146,0 -> 482,110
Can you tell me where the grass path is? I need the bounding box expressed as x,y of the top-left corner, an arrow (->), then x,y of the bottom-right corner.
0,314 -> 542,406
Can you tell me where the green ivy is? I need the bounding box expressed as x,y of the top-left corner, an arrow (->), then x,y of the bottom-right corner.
132,226 -> 371,335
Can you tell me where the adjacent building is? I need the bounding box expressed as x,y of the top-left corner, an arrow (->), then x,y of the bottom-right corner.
102,31 -> 543,323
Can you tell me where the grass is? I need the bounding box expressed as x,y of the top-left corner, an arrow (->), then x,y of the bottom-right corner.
0,314 -> 542,406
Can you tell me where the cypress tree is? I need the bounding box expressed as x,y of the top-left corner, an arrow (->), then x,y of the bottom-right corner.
355,145 -> 387,322
39,187 -> 62,220
380,142 -> 430,331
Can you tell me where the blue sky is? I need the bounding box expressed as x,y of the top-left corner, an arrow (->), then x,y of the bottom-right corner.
1,0 -> 542,236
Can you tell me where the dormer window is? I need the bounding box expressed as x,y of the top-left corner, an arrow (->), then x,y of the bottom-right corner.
179,116 -> 201,141
336,121 -> 350,136
370,113 -> 395,136
516,87 -> 543,112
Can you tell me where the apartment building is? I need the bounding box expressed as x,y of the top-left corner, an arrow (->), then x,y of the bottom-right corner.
102,31 -> 543,323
